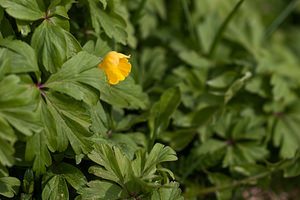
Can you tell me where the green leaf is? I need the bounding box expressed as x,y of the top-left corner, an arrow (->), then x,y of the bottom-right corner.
207,71 -> 237,88
52,162 -> 87,190
88,144 -> 128,184
0,139 -> 14,167
91,132 -> 142,160
43,91 -> 93,155
223,143 -> 268,167
273,110 -> 300,158
178,50 -> 211,69
0,8 -> 15,37
31,21 -> 82,73
99,0 -> 107,9
16,20 -> 31,37
0,75 -> 40,136
109,133 -> 142,159
87,0 -> 127,44
77,180 -> 126,200
208,173 -> 232,200
144,143 -> 177,176
47,0 -> 62,11
0,0 -> 44,21
232,164 -> 270,187
271,74 -> 292,101
88,143 -> 178,196
25,132 -> 52,176
50,5 -> 69,19
136,47 -> 167,88
90,101 -> 108,137
159,129 -> 196,151
88,165 -> 119,183
0,75 -> 40,167
0,39 -> 39,73
284,156 -> 300,178
0,176 -> 20,198
97,74 -> 149,109
151,87 -> 181,135
42,175 -> 69,200
151,182 -> 183,200
83,38 -> 111,58
45,51 -> 100,105
189,106 -> 218,127
208,0 -> 245,58
197,139 -> 226,155
22,169 -> 34,194
224,71 -> 252,104
0,49 -> 9,79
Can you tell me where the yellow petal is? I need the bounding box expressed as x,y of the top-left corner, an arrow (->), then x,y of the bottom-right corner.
106,68 -> 125,85
98,51 -> 119,70
117,58 -> 131,77
117,53 -> 130,59
98,51 -> 131,85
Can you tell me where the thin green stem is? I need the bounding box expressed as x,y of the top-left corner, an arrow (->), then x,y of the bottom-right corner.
183,171 -> 271,198
148,126 -> 157,152
181,0 -> 197,44
208,0 -> 244,59
264,0 -> 299,39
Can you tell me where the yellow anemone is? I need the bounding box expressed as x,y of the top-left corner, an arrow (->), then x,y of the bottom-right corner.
98,51 -> 131,85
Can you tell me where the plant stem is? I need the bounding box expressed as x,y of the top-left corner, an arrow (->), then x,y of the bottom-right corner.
183,171 -> 271,198
208,0 -> 244,59
181,0 -> 198,46
264,0 -> 299,39
148,127 -> 157,152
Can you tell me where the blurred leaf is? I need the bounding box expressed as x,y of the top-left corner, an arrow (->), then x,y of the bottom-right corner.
223,143 -> 267,167
224,71 -> 251,104
207,71 -> 237,88
178,50 -> 211,69
284,155 -> 300,178
232,164 -> 270,187
274,108 -> 300,158
271,74 -> 291,101
159,129 -> 196,151
135,47 -> 167,88
208,173 -> 233,200
0,9 -> 15,37
16,20 -> 31,37
87,0 -> 127,44
0,176 -> 20,198
22,169 -> 34,194
150,87 -> 181,135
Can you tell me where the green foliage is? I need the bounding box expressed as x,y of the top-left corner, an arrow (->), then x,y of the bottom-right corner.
1,0 -> 300,199
78,143 -> 178,199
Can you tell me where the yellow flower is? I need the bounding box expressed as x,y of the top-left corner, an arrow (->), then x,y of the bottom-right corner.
98,51 -> 131,85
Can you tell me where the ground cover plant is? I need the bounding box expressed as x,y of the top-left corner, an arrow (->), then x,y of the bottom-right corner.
1,0 -> 300,199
